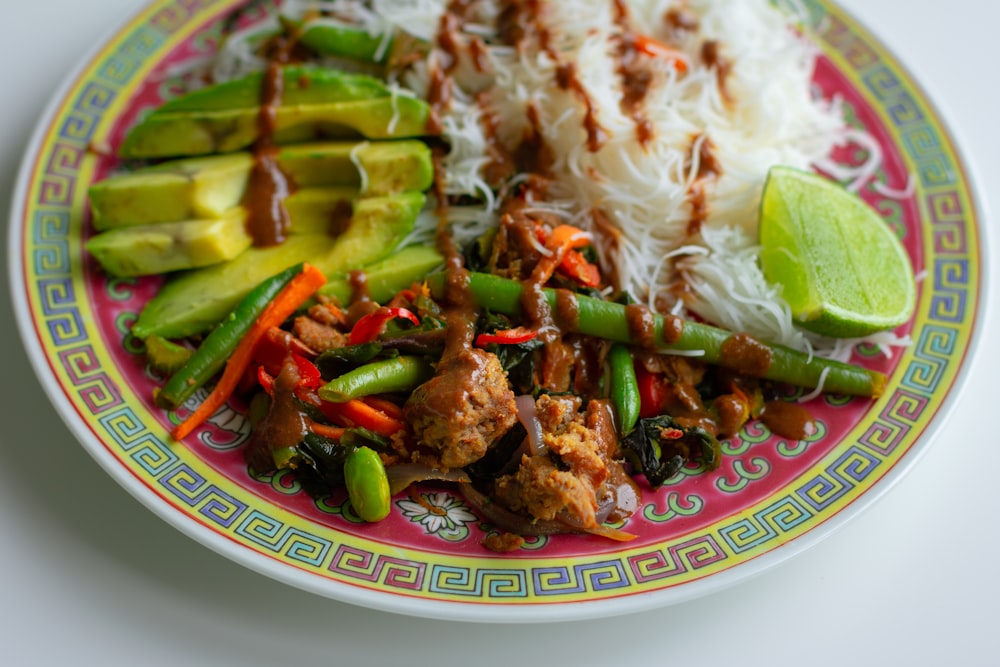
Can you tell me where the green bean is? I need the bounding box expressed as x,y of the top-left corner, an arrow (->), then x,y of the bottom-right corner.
344,446 -> 392,522
317,356 -> 434,403
155,263 -> 304,410
426,272 -> 886,398
608,343 -> 639,435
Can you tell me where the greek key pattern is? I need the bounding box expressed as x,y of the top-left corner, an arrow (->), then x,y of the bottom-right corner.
330,547 -> 427,591
628,535 -> 726,583
719,496 -> 814,554
235,511 -> 332,567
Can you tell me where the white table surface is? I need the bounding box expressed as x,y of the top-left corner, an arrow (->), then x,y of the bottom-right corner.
2,1 -> 996,665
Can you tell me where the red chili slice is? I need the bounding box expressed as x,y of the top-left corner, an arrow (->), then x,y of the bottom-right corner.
475,327 -> 539,347
348,307 -> 421,345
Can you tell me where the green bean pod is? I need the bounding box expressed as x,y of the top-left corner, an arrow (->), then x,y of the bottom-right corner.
155,263 -> 305,410
317,356 -> 434,403
344,446 -> 392,522
608,343 -> 640,435
426,271 -> 887,398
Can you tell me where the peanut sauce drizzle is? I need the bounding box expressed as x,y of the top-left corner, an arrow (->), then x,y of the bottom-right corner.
685,133 -> 722,236
719,332 -> 772,377
611,0 -> 656,148
244,57 -> 295,247
760,400 -> 817,442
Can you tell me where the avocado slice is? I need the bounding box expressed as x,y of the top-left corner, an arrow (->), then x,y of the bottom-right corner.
156,65 -> 387,113
294,21 -> 394,64
120,65 -> 432,159
319,244 -> 444,305
131,191 -> 426,339
86,209 -> 253,277
120,97 -> 431,158
89,140 -> 433,229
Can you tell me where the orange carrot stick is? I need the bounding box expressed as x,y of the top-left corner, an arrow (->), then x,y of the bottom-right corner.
172,263 -> 327,441
319,398 -> 406,438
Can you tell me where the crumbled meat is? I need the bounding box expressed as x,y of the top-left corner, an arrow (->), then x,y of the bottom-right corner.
292,314 -> 348,353
403,347 -> 517,469
494,396 -> 626,530
483,532 -> 525,553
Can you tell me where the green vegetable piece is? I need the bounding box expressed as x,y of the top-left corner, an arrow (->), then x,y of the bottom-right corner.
89,140 -> 433,229
86,209 -> 252,277
132,191 -> 424,339
622,415 -> 720,487
426,272 -> 886,398
120,66 -> 432,159
144,335 -> 193,376
161,65 -> 389,113
608,343 -> 639,435
89,153 -> 251,230
344,445 -> 392,522
132,234 -> 334,340
294,21 -> 394,64
318,356 -> 434,403
154,263 -> 304,410
319,244 -> 443,304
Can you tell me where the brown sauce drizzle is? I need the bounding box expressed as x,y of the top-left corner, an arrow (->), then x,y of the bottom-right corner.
719,333 -> 772,377
665,7 -> 699,34
685,133 -> 722,236
610,1 -> 656,148
556,63 -> 608,153
476,92 -> 517,186
554,289 -> 580,332
761,400 -> 817,441
514,103 -> 555,176
660,313 -> 684,345
701,39 -> 733,102
520,280 -> 557,343
499,0 -> 556,57
243,58 -> 295,247
625,303 -> 658,349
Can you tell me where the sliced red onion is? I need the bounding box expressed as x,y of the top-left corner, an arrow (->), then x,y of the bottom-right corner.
514,395 -> 547,457
386,464 -> 470,496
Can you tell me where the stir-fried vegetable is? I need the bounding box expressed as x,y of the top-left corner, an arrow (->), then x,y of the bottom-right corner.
426,272 -> 887,398
172,263 -> 327,440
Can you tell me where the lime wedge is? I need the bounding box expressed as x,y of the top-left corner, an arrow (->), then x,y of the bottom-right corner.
758,165 -> 916,338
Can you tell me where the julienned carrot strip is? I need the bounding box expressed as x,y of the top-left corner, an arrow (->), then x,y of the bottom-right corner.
172,264 -> 327,441
307,421 -> 347,440
361,395 -> 405,421
320,398 -> 406,438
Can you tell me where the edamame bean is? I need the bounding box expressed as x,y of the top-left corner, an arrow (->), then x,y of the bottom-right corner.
344,446 -> 392,522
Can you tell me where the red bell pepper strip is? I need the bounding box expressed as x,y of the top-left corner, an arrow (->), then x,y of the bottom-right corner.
635,364 -> 670,419
292,352 -> 323,390
530,224 -> 593,285
252,327 -> 316,377
475,327 -> 539,347
348,307 -> 420,345
558,249 -> 601,287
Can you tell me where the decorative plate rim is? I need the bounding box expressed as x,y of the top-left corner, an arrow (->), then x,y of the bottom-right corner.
8,0 -> 986,623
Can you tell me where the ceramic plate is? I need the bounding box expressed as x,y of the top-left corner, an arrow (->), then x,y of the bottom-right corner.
9,0 -> 983,622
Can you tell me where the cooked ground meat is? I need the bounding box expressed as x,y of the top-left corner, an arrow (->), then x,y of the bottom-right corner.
292,314 -> 348,353
403,347 -> 517,469
494,396 -> 628,529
